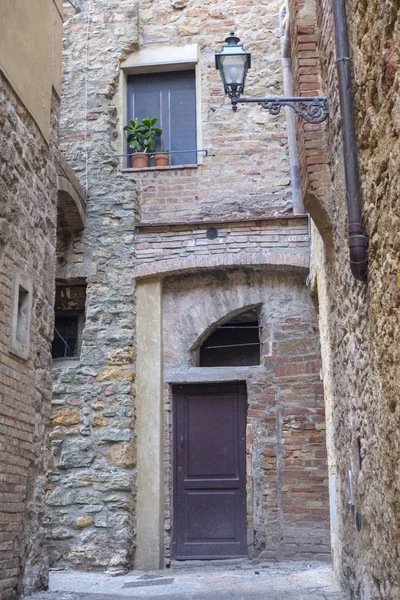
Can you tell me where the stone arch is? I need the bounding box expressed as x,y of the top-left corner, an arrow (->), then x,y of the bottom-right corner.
162,268 -> 311,371
57,175 -> 85,231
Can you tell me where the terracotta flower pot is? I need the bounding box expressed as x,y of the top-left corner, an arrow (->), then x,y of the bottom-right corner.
131,153 -> 149,168
154,154 -> 169,167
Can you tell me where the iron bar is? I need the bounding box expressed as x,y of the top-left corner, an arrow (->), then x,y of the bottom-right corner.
205,342 -> 261,349
231,96 -> 329,123
54,327 -> 74,358
112,149 -> 208,157
219,325 -> 260,329
66,0 -> 81,12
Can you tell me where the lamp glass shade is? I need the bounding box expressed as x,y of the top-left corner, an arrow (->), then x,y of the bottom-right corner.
215,32 -> 251,98
218,54 -> 248,86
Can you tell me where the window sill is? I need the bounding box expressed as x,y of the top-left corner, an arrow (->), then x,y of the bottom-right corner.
121,164 -> 199,173
52,357 -> 80,368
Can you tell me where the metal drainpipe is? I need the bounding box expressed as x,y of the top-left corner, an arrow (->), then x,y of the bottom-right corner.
332,0 -> 368,282
280,5 -> 305,215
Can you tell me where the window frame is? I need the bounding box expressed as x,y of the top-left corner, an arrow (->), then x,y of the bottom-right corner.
51,282 -> 86,363
9,272 -> 33,361
52,313 -> 85,360
119,44 -> 203,169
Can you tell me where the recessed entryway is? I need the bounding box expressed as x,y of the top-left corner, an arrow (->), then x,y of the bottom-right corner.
173,382 -> 247,560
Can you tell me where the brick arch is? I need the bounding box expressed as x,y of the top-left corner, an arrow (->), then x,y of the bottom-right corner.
133,252 -> 309,280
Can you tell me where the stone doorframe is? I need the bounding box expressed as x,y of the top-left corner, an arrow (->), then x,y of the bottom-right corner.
135,277 -> 263,569
135,279 -> 164,570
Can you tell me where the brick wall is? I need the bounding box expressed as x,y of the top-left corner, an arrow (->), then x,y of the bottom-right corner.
119,0 -> 292,224
289,0 -> 332,232
0,73 -> 58,599
136,217 -> 308,266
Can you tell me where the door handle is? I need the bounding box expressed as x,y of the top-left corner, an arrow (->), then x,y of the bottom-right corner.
179,436 -> 184,451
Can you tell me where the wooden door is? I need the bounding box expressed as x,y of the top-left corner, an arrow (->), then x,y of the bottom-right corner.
173,382 -> 247,560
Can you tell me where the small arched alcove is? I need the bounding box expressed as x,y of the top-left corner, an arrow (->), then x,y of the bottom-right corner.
193,305 -> 261,367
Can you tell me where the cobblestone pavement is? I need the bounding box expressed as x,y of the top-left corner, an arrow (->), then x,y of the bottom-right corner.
24,561 -> 348,600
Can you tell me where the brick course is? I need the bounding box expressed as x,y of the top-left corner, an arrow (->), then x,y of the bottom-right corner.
136,217 -> 309,266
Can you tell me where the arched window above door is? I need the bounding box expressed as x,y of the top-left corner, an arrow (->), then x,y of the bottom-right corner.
199,307 -> 261,367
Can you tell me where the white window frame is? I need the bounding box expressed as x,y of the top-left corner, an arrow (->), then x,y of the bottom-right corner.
118,44 -> 203,167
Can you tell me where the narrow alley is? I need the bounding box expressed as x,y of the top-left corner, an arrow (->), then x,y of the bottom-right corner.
2,1 -> 400,600
24,563 -> 347,600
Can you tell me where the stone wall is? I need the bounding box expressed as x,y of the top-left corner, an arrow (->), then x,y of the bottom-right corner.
290,0 -> 400,598
47,0 -> 139,572
0,72 -> 58,599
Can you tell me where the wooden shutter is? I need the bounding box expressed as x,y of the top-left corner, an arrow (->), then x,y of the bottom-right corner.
127,70 -> 197,166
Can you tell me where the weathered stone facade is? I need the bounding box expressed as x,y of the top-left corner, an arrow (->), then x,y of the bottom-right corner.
289,0 -> 400,598
162,269 -> 330,562
0,72 -> 58,598
47,0 -> 330,573
46,0 -> 139,574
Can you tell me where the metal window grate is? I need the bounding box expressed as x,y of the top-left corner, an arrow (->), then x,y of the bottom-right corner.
52,316 -> 79,359
122,578 -> 174,588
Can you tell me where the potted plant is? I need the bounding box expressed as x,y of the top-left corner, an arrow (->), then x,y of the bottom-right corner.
154,149 -> 169,167
124,117 -> 162,168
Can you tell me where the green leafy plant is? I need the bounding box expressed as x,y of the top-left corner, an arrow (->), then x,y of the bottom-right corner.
123,117 -> 162,153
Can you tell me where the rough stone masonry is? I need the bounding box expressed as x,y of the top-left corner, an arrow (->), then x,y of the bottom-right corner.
0,73 -> 58,598
46,0 -> 330,573
289,0 -> 400,598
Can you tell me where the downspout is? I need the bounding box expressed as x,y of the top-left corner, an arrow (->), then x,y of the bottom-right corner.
332,0 -> 368,282
280,5 -> 305,215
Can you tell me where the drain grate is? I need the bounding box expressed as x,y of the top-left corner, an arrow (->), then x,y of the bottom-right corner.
122,578 -> 174,588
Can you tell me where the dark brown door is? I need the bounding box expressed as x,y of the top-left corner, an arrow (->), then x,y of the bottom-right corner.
173,382 -> 247,560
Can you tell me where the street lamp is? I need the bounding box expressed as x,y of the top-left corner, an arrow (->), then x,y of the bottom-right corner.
215,32 -> 329,124
214,32 -> 251,99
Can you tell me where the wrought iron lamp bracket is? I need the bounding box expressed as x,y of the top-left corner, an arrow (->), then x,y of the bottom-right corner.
231,96 -> 329,124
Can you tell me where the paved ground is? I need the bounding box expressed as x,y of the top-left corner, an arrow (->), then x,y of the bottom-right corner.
24,561 -> 348,600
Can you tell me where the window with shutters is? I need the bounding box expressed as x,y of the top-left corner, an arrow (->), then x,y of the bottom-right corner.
127,70 -> 197,167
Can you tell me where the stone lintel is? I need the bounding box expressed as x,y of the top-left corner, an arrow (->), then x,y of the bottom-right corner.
136,214 -> 308,231
164,365 -> 265,384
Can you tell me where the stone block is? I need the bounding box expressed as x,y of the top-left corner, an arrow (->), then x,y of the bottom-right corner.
107,346 -> 136,365
96,366 -> 135,382
92,414 -> 108,428
50,408 -> 81,427
96,428 -> 131,442
58,437 -> 96,469
106,443 -> 137,468
75,515 -> 94,529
